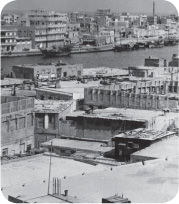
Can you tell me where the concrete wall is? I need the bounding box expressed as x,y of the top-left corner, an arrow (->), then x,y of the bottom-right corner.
59,116 -> 146,141
35,89 -> 73,101
84,88 -> 178,111
1,96 -> 35,156
34,102 -> 73,147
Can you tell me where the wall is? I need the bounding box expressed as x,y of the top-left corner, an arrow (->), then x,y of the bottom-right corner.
35,88 -> 73,100
84,88 -> 178,111
34,102 -> 73,147
1,96 -> 35,156
59,116 -> 146,141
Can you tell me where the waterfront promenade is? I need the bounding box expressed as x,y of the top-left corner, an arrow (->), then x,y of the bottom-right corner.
1,36 -> 174,58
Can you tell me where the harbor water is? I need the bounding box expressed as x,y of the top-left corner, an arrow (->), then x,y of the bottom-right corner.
1,45 -> 178,75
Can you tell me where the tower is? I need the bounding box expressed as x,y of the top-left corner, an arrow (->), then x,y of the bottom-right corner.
153,1 -> 155,17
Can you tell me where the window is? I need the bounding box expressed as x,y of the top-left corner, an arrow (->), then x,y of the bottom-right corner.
26,144 -> 32,152
20,143 -> 25,153
2,121 -> 9,132
27,113 -> 33,127
63,72 -> 67,77
2,148 -> 8,156
49,114 -> 55,129
10,119 -> 17,131
19,117 -> 25,129
37,114 -> 44,128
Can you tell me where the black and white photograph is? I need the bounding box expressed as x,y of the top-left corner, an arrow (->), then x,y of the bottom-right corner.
0,0 -> 179,203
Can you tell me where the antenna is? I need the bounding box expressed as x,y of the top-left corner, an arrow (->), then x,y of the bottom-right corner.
47,141 -> 53,195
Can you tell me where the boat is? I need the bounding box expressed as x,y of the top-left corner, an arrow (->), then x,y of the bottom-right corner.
39,44 -> 71,57
164,38 -> 177,46
71,44 -> 114,53
113,43 -> 135,52
146,39 -> 164,48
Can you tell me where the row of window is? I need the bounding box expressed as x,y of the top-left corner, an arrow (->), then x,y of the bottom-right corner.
2,144 -> 32,156
2,114 -> 33,133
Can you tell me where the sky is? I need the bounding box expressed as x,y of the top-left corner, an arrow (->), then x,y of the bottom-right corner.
1,0 -> 179,15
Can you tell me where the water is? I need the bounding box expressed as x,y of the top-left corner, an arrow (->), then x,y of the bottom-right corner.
1,45 -> 178,75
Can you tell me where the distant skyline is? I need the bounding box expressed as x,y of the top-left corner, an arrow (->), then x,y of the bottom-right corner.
1,0 -> 179,15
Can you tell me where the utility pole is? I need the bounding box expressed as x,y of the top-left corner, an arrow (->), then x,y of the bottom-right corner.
47,141 -> 53,195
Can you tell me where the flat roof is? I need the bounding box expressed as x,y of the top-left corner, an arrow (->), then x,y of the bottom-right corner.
26,194 -> 83,203
1,154 -> 106,201
13,62 -> 82,69
1,154 -> 178,203
113,129 -> 175,141
129,66 -> 159,70
34,99 -> 73,113
131,136 -> 179,158
41,138 -> 114,153
67,108 -> 162,122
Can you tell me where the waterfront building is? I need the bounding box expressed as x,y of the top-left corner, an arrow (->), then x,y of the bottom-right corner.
12,61 -> 83,79
1,14 -> 19,25
1,96 -> 34,156
18,10 -> 69,48
1,25 -> 17,52
169,54 -> 179,67
144,56 -> 167,67
17,25 -> 36,49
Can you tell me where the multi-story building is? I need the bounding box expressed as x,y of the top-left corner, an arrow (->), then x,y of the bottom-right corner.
1,96 -> 35,156
17,25 -> 36,49
69,12 -> 80,23
18,10 -> 69,48
1,14 -> 19,25
147,16 -> 157,25
95,9 -> 111,17
1,26 -> 17,52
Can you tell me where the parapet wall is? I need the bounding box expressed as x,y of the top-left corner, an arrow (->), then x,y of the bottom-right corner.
84,88 -> 178,110
1,96 -> 34,115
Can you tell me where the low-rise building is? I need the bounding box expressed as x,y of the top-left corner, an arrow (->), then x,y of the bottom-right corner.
113,129 -> 176,161
144,56 -> 167,67
131,135 -> 178,162
34,100 -> 74,147
1,96 -> 35,156
169,54 -> 179,67
12,61 -> 83,79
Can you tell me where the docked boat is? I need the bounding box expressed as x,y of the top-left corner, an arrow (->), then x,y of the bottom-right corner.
39,44 -> 71,57
147,39 -> 164,48
164,38 -> 177,46
113,43 -> 135,52
71,44 -> 114,53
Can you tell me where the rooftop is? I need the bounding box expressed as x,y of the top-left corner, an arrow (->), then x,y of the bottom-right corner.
41,138 -> 114,153
113,129 -> 175,141
1,154 -> 178,203
34,99 -> 73,113
129,66 -> 159,70
1,154 -> 106,201
66,108 -> 163,122
131,135 -> 179,158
